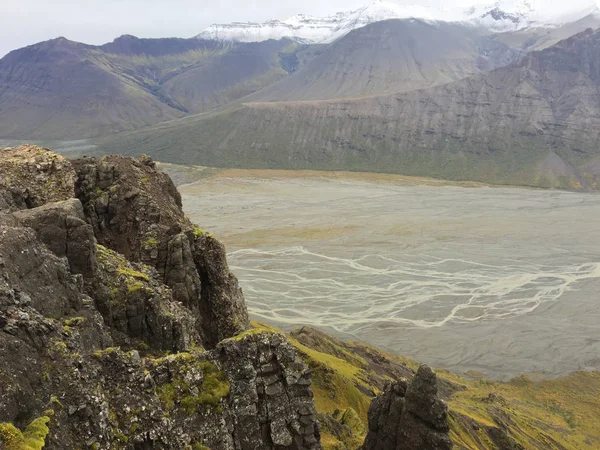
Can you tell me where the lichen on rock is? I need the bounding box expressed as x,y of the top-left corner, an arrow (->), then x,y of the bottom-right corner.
0,146 -> 318,449
72,154 -> 249,348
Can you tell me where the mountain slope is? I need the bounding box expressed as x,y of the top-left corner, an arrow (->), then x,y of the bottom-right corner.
0,36 -> 305,140
0,37 -> 186,140
158,39 -> 302,114
94,28 -> 600,190
243,19 -> 521,102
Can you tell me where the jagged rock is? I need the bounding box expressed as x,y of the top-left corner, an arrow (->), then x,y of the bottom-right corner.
7,199 -> 97,277
0,225 -> 82,318
362,365 -> 452,450
217,331 -> 321,450
0,145 -> 75,212
193,233 -> 247,347
0,146 -> 317,449
73,154 -> 249,347
91,244 -> 197,352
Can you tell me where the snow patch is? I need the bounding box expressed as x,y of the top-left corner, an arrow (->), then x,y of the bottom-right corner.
196,0 -> 600,44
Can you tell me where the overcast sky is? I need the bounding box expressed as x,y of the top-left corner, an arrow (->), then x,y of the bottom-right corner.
0,0 -> 595,57
0,0 -> 478,57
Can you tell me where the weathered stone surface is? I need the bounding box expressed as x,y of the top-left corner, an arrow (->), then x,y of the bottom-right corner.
0,145 -> 76,212
73,154 -> 249,347
0,225 -> 82,319
193,233 -> 248,347
218,331 -> 322,450
0,147 -> 315,450
9,199 -> 96,277
362,365 -> 452,450
91,244 -> 197,352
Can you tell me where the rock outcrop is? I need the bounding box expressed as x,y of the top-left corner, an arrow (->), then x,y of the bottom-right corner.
0,145 -> 75,212
72,154 -> 249,348
0,146 -> 320,449
363,365 -> 452,450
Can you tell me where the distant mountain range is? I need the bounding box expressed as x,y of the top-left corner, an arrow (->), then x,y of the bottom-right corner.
197,0 -> 600,43
3,1 -> 600,189
93,26 -> 600,189
0,35 -> 305,139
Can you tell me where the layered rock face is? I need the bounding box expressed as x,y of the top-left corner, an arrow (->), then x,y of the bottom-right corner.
72,154 -> 248,348
0,146 -> 320,449
363,365 -> 452,450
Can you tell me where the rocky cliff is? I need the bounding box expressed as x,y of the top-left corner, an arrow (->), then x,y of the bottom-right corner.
362,366 -> 452,450
0,145 -> 321,449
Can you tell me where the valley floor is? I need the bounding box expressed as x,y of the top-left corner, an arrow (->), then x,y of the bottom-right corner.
175,167 -> 600,380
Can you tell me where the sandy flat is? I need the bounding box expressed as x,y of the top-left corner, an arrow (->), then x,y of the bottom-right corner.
180,169 -> 600,380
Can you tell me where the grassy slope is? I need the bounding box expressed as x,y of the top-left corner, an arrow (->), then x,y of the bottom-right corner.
243,323 -> 600,450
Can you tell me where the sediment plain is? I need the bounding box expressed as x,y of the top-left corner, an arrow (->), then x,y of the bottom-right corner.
179,169 -> 600,380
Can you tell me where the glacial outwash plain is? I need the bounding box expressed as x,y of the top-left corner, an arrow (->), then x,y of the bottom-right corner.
176,167 -> 600,380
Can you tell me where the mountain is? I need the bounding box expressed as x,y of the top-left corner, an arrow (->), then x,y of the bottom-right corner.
197,0 -> 600,44
0,35 -> 304,139
242,19 -> 521,102
94,28 -> 600,190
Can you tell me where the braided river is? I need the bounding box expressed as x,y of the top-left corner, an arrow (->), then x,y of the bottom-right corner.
180,170 -> 600,379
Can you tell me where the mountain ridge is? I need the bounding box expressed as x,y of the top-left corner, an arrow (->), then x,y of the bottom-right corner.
92,27 -> 600,190
0,35 -> 305,139
197,0 -> 600,44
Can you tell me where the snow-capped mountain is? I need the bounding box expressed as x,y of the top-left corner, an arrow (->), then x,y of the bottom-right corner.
197,0 -> 600,43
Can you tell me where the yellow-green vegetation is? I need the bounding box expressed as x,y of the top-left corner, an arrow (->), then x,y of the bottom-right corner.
245,323 -> 600,450
48,338 -> 69,359
190,443 -> 210,450
127,281 -> 144,294
93,347 -> 122,359
63,317 -> 85,327
97,244 -> 150,281
96,245 -> 152,305
0,414 -> 52,450
193,225 -> 208,237
154,357 -> 230,414
142,237 -> 159,248
446,371 -> 600,449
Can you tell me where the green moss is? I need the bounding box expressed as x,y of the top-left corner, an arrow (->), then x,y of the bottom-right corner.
93,347 -> 121,359
97,245 -> 150,282
127,281 -> 144,294
156,360 -> 230,413
114,431 -> 128,444
63,317 -> 85,327
49,339 -> 68,358
49,395 -> 63,411
142,237 -> 159,248
193,226 -> 209,237
0,415 -> 51,450
118,267 -> 149,282
191,443 -> 210,450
